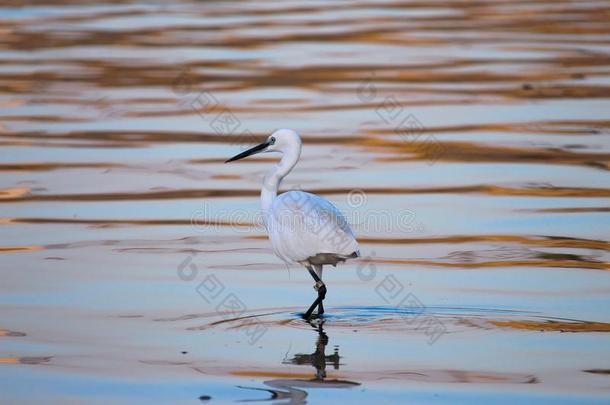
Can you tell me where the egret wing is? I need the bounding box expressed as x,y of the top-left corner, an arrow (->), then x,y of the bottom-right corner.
266,191 -> 359,263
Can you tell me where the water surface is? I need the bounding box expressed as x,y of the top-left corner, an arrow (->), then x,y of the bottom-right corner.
1,0 -> 610,403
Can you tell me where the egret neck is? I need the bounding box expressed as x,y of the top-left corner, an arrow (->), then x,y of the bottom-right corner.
261,143 -> 301,216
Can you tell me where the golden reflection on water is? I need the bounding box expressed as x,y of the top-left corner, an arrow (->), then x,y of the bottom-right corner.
489,319 -> 610,332
0,356 -> 51,365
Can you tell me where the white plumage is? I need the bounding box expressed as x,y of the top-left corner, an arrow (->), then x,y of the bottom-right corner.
267,190 -> 359,264
226,128 -> 359,318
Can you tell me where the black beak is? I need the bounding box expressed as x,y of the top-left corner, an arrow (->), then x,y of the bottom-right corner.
225,140 -> 270,163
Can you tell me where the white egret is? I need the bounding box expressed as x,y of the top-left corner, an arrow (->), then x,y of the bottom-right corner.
226,129 -> 359,319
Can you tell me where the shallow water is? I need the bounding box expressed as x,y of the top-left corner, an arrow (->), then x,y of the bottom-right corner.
1,0 -> 610,403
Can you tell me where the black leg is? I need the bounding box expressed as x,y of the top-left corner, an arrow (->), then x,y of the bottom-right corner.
304,266 -> 326,319
304,296 -> 322,319
317,284 -> 326,315
315,265 -> 325,315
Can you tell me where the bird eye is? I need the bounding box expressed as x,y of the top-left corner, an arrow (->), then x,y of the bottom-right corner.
269,137 -> 276,144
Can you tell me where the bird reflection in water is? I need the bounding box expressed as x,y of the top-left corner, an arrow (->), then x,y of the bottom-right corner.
238,320 -> 360,403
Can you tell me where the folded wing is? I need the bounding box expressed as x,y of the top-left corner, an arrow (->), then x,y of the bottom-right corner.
266,191 -> 359,263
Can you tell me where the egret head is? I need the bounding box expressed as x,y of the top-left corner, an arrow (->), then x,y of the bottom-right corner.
225,129 -> 301,163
